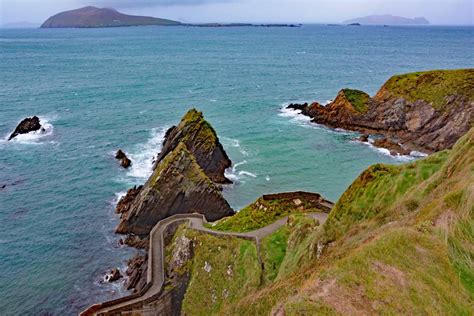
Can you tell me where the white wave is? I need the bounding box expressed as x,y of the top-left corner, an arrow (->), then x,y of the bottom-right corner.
265,175 -> 271,182
221,137 -> 249,156
113,191 -> 127,206
125,127 -> 168,181
278,103 -> 311,123
224,160 -> 257,184
358,139 -> 416,162
3,115 -> 55,145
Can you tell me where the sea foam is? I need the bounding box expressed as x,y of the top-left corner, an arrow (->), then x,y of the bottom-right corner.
3,115 -> 55,145
125,127 -> 168,181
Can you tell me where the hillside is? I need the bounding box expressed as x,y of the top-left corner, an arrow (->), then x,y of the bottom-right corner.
344,14 -> 429,25
40,6 -> 181,28
210,127 -> 473,314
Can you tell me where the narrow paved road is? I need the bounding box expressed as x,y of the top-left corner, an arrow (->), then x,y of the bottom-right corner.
81,212 -> 328,316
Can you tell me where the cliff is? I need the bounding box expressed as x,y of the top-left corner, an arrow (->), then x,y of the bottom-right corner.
40,6 -> 181,28
344,14 -> 429,25
178,127 -> 472,315
156,109 -> 232,184
290,69 -> 474,154
116,142 -> 233,236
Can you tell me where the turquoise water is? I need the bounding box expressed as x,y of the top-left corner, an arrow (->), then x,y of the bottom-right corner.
0,25 -> 473,314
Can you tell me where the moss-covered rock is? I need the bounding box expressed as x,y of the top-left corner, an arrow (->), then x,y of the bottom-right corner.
156,109 -> 232,184
116,142 -> 234,236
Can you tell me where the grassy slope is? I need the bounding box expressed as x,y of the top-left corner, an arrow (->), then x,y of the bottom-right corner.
223,128 -> 473,315
341,89 -> 370,114
169,226 -> 262,316
209,196 -> 325,232
378,69 -> 474,110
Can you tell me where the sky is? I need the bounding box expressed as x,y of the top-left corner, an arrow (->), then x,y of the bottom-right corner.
0,0 -> 473,25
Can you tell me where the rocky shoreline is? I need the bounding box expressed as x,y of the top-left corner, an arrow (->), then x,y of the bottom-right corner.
287,69 -> 473,155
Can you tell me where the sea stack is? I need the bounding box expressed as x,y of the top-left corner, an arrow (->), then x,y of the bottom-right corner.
116,109 -> 234,236
8,116 -> 43,141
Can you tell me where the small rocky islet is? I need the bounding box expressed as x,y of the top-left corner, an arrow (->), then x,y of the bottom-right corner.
83,69 -> 473,315
8,116 -> 44,141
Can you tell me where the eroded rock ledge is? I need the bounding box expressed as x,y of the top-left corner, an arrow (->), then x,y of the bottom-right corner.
287,69 -> 474,155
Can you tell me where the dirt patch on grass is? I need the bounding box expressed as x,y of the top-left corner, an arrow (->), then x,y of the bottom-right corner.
372,261 -> 407,288
303,278 -> 375,315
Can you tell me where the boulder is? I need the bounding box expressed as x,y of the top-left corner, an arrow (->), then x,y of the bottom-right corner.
358,134 -> 369,142
104,268 -> 122,283
372,138 -> 411,156
8,116 -> 43,141
116,142 -> 234,236
115,149 -> 132,169
155,109 -> 232,184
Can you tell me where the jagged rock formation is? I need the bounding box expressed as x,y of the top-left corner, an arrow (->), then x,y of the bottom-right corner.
115,149 -> 132,168
116,142 -> 233,236
289,70 -> 474,155
8,116 -> 43,140
156,109 -> 232,184
41,6 -> 181,28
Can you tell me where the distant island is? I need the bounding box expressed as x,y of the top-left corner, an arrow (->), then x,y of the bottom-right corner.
40,6 -> 181,28
40,6 -> 302,29
344,14 -> 429,25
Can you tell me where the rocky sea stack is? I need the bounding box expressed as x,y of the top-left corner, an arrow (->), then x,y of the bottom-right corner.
116,109 -> 234,236
156,109 -> 233,184
8,116 -> 43,141
288,69 -> 474,155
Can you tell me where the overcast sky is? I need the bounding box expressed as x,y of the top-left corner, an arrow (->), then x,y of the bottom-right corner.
1,0 -> 473,25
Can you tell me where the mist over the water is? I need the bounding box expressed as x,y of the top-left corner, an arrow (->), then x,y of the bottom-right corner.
1,0 -> 473,25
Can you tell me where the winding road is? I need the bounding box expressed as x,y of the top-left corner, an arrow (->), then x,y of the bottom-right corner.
81,212 -> 328,316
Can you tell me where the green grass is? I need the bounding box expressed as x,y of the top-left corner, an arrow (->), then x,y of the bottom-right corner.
260,226 -> 290,283
380,69 -> 474,110
341,89 -> 370,114
222,128 -> 474,315
178,227 -> 262,315
210,196 -> 325,233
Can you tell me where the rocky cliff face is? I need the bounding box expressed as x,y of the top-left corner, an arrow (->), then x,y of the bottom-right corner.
116,142 -> 233,236
290,69 -> 474,154
156,109 -> 232,184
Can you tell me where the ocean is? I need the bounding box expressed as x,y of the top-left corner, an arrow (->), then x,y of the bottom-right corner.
0,25 -> 472,315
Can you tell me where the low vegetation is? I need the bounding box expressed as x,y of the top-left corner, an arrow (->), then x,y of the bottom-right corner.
210,196 -> 325,232
341,88 -> 370,114
222,128 -> 474,315
379,69 -> 474,110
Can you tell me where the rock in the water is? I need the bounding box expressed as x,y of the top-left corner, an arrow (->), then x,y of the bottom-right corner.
104,268 -> 122,283
115,149 -> 132,169
358,134 -> 369,142
8,116 -> 42,141
155,109 -> 232,184
116,142 -> 234,236
372,138 -> 411,156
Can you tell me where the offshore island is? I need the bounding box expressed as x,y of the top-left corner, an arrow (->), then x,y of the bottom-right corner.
40,6 -> 301,29
78,68 -> 473,315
